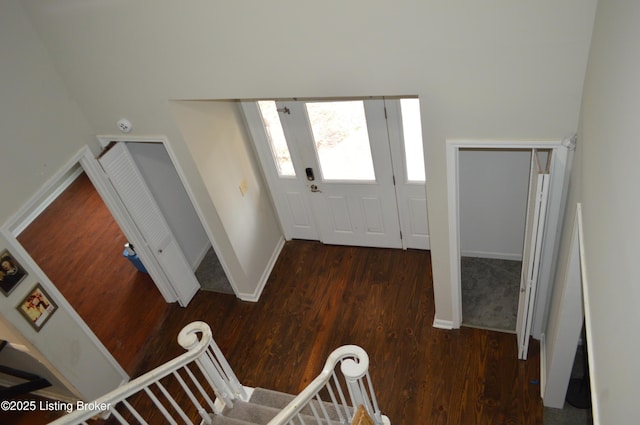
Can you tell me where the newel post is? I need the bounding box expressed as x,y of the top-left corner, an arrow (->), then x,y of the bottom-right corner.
339,345 -> 384,424
178,321 -> 248,412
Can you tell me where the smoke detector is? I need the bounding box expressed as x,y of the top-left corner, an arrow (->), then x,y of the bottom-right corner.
117,118 -> 133,133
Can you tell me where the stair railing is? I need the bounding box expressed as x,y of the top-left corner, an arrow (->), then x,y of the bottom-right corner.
267,345 -> 390,425
48,321 -> 248,425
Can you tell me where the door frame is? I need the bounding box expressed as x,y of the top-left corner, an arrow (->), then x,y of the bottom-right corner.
95,135 -> 237,299
241,97 -> 430,250
443,139 -> 571,334
1,146 -> 130,384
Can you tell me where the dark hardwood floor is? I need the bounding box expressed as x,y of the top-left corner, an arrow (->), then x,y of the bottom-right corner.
16,172 -> 170,376
130,241 -> 542,425
12,195 -> 542,424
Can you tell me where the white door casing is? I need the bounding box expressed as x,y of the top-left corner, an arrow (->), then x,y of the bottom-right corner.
98,142 -> 200,307
516,149 -> 551,360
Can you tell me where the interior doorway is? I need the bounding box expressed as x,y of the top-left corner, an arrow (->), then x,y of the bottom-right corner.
16,169 -> 168,375
11,141 -> 234,375
445,139 -> 570,359
458,149 -> 532,333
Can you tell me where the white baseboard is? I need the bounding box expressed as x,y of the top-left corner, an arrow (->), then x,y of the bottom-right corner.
432,317 -> 456,330
540,333 -> 546,399
237,236 -> 285,302
460,250 -> 522,261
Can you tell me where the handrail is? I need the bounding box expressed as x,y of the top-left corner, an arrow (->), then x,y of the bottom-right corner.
47,323 -> 389,425
266,345 -> 388,425
48,321 -> 247,424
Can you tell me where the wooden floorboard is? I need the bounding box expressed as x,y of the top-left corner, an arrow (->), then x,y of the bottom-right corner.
130,240 -> 542,425
16,172 -> 170,376
11,217 -> 542,424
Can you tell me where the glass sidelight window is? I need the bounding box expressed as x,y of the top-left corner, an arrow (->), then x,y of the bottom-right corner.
400,98 -> 425,182
257,101 -> 295,177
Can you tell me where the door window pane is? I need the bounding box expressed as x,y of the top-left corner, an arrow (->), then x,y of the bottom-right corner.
257,101 -> 295,177
400,98 -> 425,182
305,101 -> 375,181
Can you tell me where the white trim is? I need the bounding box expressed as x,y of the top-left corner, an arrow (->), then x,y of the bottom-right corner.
9,168 -> 83,236
576,203 -> 600,425
432,317 -> 455,330
531,145 -> 571,337
445,139 -> 567,331
460,251 -> 522,261
540,332 -> 547,398
3,149 -> 89,236
446,141 -> 462,328
96,135 -> 238,296
237,236 -> 285,302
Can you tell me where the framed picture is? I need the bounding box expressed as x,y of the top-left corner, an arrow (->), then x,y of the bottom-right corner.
0,249 -> 28,297
17,284 -> 57,331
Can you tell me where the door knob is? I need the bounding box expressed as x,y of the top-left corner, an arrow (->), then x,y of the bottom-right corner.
310,184 -> 321,193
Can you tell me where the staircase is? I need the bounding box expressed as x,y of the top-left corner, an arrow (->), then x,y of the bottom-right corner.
213,387 -> 349,425
48,322 -> 390,425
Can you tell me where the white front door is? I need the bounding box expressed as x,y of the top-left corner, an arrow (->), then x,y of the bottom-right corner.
98,142 -> 200,306
283,99 -> 401,248
242,98 -> 429,250
516,149 -> 551,360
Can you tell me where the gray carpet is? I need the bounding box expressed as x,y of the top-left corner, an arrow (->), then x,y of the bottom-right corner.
196,247 -> 234,294
461,256 -> 522,332
211,388 -> 344,425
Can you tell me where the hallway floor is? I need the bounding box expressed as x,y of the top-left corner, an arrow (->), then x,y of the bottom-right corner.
17,172 -> 170,375
127,241 -> 543,425
6,240 -> 544,424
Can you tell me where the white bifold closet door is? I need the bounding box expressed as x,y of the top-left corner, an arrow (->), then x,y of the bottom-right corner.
98,142 -> 200,306
516,149 -> 551,360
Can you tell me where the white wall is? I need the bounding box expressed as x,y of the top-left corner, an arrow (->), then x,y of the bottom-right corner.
459,149 -> 531,260
126,142 -> 210,269
20,0 -> 598,326
563,1 -> 640,422
169,100 -> 283,299
0,0 -> 126,401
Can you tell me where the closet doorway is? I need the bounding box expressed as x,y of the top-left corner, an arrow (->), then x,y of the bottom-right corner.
446,139 -> 570,360
458,148 -> 532,333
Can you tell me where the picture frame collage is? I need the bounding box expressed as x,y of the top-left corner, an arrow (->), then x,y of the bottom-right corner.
1,249 -> 58,331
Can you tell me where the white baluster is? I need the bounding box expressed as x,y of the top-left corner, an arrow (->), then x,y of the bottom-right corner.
173,370 -> 212,424
122,399 -> 148,424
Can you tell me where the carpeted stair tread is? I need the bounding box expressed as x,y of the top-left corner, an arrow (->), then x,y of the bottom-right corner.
226,399 -> 342,425
209,414 -> 259,425
249,387 -> 346,422
224,400 -> 279,424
